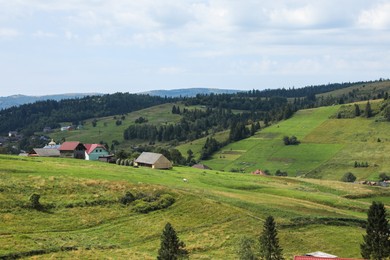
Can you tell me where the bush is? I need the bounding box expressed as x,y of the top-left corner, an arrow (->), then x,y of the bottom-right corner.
379,173 -> 389,182
341,172 -> 356,182
133,194 -> 175,213
275,170 -> 288,176
119,191 -> 136,205
29,193 -> 42,210
283,136 -> 300,145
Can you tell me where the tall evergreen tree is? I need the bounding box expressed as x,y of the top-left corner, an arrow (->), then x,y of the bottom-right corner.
259,216 -> 284,260
157,222 -> 188,260
365,101 -> 373,118
360,201 -> 390,260
354,104 -> 361,117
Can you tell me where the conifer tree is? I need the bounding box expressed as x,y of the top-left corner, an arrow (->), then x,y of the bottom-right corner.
365,101 -> 373,118
360,201 -> 390,260
259,216 -> 284,260
157,222 -> 188,260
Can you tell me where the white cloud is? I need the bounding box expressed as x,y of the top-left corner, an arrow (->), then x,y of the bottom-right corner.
158,66 -> 186,75
358,2 -> 390,29
0,28 -> 20,39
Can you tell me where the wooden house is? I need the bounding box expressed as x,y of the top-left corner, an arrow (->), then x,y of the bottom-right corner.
134,152 -> 172,169
29,148 -> 60,157
59,141 -> 86,159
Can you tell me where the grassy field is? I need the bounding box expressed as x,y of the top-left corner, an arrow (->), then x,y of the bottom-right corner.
48,103 -> 182,150
0,155 -> 389,259
203,102 -> 390,181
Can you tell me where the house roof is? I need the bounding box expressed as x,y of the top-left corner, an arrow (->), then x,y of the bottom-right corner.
294,257 -> 363,260
59,141 -> 85,151
31,148 -> 60,157
135,152 -> 166,164
192,164 -> 211,170
84,144 -> 107,154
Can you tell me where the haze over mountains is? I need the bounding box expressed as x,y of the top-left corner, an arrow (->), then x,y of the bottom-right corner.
0,88 -> 241,110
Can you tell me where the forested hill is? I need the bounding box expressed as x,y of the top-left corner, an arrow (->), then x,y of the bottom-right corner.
0,93 -> 102,110
1,79 -> 389,137
0,93 -> 171,135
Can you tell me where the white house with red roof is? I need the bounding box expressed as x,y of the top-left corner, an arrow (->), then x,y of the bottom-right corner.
84,144 -> 109,161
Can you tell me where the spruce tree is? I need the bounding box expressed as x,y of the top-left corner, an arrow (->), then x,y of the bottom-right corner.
365,101 -> 373,118
361,201 -> 390,260
259,216 -> 284,260
157,222 -> 188,260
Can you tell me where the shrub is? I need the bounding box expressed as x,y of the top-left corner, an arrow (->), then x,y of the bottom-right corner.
133,194 -> 175,213
119,191 -> 136,205
283,136 -> 300,145
29,193 -> 42,210
341,172 -> 357,182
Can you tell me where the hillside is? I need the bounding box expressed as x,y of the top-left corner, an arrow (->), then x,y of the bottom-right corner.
48,103 -> 182,150
0,93 -> 102,110
0,155 -> 388,259
142,88 -> 241,97
203,100 -> 390,181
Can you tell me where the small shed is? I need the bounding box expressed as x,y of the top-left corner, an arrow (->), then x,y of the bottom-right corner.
134,152 -> 172,169
252,169 -> 267,175
59,141 -> 86,159
192,164 -> 211,170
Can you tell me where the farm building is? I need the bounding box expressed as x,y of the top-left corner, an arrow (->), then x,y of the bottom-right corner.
134,152 -> 172,169
84,144 -> 110,161
59,141 -> 86,159
294,251 -> 363,260
29,148 -> 60,157
192,164 -> 211,170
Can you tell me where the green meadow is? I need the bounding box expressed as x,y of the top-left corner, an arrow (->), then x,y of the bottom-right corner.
48,103 -> 182,149
1,155 -> 389,259
205,103 -> 390,181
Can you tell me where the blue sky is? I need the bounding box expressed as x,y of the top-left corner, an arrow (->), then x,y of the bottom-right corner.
0,0 -> 390,96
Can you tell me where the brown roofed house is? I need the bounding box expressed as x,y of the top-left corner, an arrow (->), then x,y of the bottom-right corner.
134,152 -> 172,169
59,141 -> 86,159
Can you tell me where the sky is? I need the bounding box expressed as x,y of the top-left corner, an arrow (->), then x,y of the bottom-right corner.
0,0 -> 390,96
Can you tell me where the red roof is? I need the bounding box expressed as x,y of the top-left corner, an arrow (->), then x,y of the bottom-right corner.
59,141 -> 85,151
295,256 -> 363,260
84,144 -> 106,154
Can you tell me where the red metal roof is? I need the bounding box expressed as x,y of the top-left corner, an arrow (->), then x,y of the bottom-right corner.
59,141 -> 84,151
84,144 -> 106,154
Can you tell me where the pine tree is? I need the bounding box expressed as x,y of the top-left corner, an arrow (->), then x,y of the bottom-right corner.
360,201 -> 390,260
354,104 -> 361,117
365,101 -> 373,118
157,222 -> 188,260
259,216 -> 284,260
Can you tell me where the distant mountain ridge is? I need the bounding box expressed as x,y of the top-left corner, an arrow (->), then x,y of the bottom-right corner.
0,93 -> 102,110
141,88 -> 241,97
0,88 -> 241,109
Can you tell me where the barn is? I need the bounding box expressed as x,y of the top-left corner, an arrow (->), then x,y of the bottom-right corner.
134,152 -> 172,169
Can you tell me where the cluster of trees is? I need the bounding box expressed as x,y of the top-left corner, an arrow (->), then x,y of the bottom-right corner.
200,137 -> 223,160
282,136 -> 300,145
135,116 -> 148,124
354,161 -> 369,168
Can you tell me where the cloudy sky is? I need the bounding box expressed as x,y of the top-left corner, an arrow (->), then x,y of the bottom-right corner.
1,0 -> 390,96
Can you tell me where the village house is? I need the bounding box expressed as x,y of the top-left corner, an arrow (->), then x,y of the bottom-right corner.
134,152 -> 172,169
84,144 -> 110,161
59,141 -> 86,159
8,131 -> 18,137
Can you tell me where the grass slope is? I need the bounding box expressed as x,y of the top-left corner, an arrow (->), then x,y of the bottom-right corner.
204,102 -> 390,181
1,155 -> 388,259
48,103 -> 182,149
